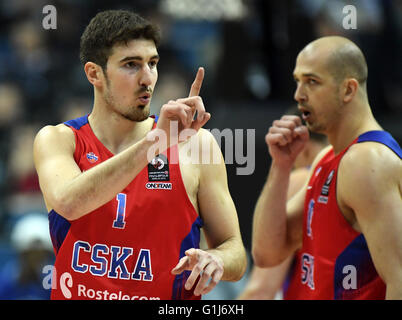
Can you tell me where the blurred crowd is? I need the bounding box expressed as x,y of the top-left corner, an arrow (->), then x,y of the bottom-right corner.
0,0 -> 401,299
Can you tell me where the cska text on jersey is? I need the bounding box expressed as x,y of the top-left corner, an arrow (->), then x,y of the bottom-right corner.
71,240 -> 153,280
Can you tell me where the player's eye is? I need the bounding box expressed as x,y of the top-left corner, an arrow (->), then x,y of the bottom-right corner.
149,60 -> 158,69
124,61 -> 138,69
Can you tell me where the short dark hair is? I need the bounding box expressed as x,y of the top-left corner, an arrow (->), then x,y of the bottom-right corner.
79,10 -> 161,70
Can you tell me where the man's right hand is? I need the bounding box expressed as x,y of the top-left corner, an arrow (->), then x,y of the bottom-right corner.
151,67 -> 211,149
265,115 -> 309,169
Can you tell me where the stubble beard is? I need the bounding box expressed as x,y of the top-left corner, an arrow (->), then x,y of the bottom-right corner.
307,89 -> 342,134
104,80 -> 151,122
306,118 -> 325,134
121,104 -> 150,122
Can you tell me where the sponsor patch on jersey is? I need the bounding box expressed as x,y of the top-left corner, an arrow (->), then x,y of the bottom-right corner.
320,169 -> 334,196
148,154 -> 170,181
86,152 -> 98,163
145,182 -> 172,190
318,196 -> 328,204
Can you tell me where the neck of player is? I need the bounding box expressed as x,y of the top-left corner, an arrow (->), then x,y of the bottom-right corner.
327,102 -> 382,155
88,101 -> 154,155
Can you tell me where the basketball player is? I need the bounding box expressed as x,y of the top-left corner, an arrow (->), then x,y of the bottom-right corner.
252,36 -> 402,299
238,112 -> 327,300
33,10 -> 246,300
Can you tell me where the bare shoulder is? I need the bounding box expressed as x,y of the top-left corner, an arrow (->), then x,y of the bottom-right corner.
341,141 -> 401,182
345,140 -> 401,162
34,123 -> 76,157
179,128 -> 222,165
194,128 -> 217,145
35,123 -> 75,144
338,141 -> 401,212
198,128 -> 224,167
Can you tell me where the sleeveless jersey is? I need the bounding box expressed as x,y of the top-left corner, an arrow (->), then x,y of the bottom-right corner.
49,115 -> 203,300
285,131 -> 402,300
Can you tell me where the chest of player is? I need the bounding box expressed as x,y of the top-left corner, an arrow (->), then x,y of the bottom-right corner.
79,142 -> 188,204
69,137 -> 199,243
303,156 -> 359,259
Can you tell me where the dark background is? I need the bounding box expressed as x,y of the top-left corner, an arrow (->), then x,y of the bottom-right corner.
0,0 -> 401,299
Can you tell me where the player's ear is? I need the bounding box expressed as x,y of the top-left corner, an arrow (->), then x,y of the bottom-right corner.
84,62 -> 105,88
342,78 -> 358,103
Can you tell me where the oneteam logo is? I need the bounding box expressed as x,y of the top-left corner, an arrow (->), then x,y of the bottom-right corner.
145,182 -> 172,190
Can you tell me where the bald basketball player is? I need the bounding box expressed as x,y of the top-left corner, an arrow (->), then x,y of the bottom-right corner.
252,36 -> 402,299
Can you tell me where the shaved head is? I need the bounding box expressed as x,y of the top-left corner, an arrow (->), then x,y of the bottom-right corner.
300,36 -> 368,86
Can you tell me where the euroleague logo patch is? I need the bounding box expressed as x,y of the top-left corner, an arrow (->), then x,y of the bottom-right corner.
148,154 -> 170,182
151,157 -> 164,170
318,169 -> 335,204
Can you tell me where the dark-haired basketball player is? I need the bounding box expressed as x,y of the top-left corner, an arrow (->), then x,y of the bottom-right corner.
34,10 -> 246,300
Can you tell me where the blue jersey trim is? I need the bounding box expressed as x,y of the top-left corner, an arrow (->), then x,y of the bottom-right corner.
48,210 -> 71,255
358,130 -> 402,159
151,114 -> 158,123
333,234 -> 378,299
171,216 -> 203,300
65,114 -> 158,130
64,114 -> 89,130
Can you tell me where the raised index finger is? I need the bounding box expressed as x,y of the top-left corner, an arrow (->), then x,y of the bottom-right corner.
188,67 -> 204,97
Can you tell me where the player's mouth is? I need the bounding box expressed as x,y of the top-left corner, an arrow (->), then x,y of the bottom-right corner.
298,106 -> 311,121
138,93 -> 151,105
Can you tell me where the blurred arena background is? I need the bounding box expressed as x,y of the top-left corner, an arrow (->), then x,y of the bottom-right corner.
0,0 -> 401,299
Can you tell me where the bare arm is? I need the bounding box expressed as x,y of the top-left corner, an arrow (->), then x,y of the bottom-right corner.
238,251 -> 294,300
251,116 -> 313,267
34,125 -> 158,220
252,163 -> 304,267
171,129 -> 247,295
238,167 -> 310,300
338,143 -> 402,299
198,130 -> 247,281
252,143 -> 332,268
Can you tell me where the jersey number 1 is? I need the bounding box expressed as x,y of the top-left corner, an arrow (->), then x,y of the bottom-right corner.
113,193 -> 127,229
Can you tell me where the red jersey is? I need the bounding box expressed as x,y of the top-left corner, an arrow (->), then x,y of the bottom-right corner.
285,131 -> 402,300
49,115 -> 202,300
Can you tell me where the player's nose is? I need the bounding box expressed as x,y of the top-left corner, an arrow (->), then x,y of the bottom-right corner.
294,83 -> 307,104
138,66 -> 153,87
